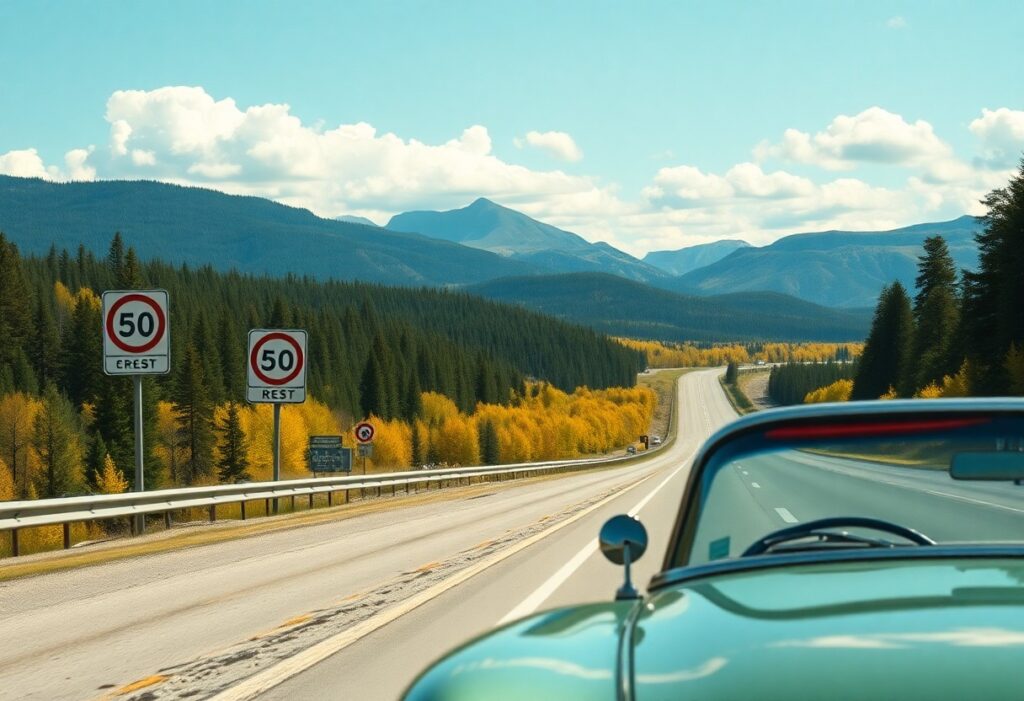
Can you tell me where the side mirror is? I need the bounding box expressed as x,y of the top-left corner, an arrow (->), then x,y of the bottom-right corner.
599,515 -> 648,600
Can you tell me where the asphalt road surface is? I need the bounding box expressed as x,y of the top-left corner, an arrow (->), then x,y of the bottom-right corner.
0,368 -> 735,701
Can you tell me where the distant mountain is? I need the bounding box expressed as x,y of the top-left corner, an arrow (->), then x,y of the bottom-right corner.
644,239 -> 750,276
0,176 -> 538,286
659,216 -> 981,307
387,198 -> 667,283
469,272 -> 871,342
335,214 -> 378,227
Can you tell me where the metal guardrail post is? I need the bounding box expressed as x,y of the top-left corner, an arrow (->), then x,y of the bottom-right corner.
209,505 -> 216,522
63,523 -> 71,549
164,512 -> 172,530
241,502 -> 247,520
11,529 -> 18,557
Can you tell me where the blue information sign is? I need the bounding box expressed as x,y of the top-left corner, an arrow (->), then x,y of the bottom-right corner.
308,436 -> 351,473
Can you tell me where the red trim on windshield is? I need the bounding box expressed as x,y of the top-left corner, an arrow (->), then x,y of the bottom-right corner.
765,417 -> 990,440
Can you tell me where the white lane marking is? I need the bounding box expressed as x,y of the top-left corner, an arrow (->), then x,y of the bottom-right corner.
496,448 -> 699,626
925,489 -> 1024,514
210,469 -> 661,701
751,482 -> 761,489
774,507 -> 798,523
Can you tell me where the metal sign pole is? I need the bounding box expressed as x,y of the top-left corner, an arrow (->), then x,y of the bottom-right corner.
272,402 -> 281,513
133,375 -> 145,534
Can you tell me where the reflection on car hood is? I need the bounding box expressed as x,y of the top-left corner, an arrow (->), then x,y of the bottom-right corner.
403,602 -> 635,700
635,558 -> 1024,700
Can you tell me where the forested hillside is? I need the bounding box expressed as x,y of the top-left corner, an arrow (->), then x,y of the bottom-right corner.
0,233 -> 645,500
470,272 -> 870,342
0,176 -> 537,285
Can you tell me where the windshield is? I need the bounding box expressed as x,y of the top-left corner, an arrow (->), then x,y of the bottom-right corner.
684,413 -> 1024,567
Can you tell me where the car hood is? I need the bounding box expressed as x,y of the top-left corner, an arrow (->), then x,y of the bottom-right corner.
403,601 -> 635,700
634,558 -> 1024,700
403,558 -> 1024,700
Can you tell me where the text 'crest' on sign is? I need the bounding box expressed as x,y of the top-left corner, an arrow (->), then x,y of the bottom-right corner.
102,290 -> 171,375
247,329 -> 307,403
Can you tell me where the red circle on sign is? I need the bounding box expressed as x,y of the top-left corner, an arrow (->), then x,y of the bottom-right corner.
250,332 -> 305,386
106,294 -> 167,353
355,422 -> 375,443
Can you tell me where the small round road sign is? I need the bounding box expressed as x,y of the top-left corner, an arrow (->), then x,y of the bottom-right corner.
102,290 -> 171,375
247,329 -> 308,404
355,422 -> 375,443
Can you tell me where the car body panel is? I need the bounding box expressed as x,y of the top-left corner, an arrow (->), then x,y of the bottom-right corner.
634,558 -> 1024,699
404,602 -> 635,700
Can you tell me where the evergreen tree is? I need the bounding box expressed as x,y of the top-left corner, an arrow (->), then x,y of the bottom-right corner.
478,419 -> 500,465
909,236 -> 961,391
852,282 -> 914,399
962,159 -> 1024,394
216,401 -> 251,483
119,246 -> 143,288
31,295 -> 61,388
913,236 -> 958,315
0,234 -> 33,371
172,343 -> 215,483
60,294 -> 103,408
410,422 -> 424,467
31,384 -> 83,498
107,232 -> 125,288
85,431 -> 108,489
725,362 -> 739,385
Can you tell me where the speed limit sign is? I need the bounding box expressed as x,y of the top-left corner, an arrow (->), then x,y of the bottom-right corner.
247,329 -> 307,403
102,290 -> 170,375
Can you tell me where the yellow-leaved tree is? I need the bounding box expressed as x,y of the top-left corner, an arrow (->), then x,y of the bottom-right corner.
96,454 -> 129,494
804,379 -> 854,404
0,455 -> 14,500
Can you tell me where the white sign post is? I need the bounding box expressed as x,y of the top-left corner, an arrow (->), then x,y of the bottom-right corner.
102,290 -> 171,534
248,330 -> 307,509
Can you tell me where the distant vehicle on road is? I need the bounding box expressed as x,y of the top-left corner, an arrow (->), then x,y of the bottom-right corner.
651,435 -> 662,445
405,399 -> 1024,700
625,446 -> 637,455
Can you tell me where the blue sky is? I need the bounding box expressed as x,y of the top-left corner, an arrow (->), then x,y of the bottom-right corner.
2,1 -> 1022,254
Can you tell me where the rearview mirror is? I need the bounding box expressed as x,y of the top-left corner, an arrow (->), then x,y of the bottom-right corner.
951,452 -> 1024,481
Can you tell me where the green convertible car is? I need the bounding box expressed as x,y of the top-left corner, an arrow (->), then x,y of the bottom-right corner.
405,399 -> 1024,699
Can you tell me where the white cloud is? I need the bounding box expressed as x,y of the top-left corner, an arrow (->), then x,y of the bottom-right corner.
0,147 -> 95,181
98,86 -> 608,219
515,130 -> 583,162
970,107 -> 1024,168
886,16 -> 907,29
0,148 -> 54,179
131,149 -> 156,166
756,107 -> 955,172
64,147 -> 96,180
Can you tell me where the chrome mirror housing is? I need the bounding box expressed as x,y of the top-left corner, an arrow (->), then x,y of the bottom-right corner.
599,514 -> 648,600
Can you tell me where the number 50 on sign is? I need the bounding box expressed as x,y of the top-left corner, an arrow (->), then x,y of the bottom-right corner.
247,329 -> 308,403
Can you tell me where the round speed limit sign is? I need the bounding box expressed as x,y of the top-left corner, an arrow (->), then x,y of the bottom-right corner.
247,329 -> 308,403
102,290 -> 170,375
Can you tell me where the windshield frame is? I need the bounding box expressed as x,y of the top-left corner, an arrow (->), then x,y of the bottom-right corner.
660,398 -> 1024,576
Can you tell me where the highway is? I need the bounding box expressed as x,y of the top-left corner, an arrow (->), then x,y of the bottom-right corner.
0,368 -> 737,701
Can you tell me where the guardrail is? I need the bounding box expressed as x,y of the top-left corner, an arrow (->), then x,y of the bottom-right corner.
0,448 -> 666,558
